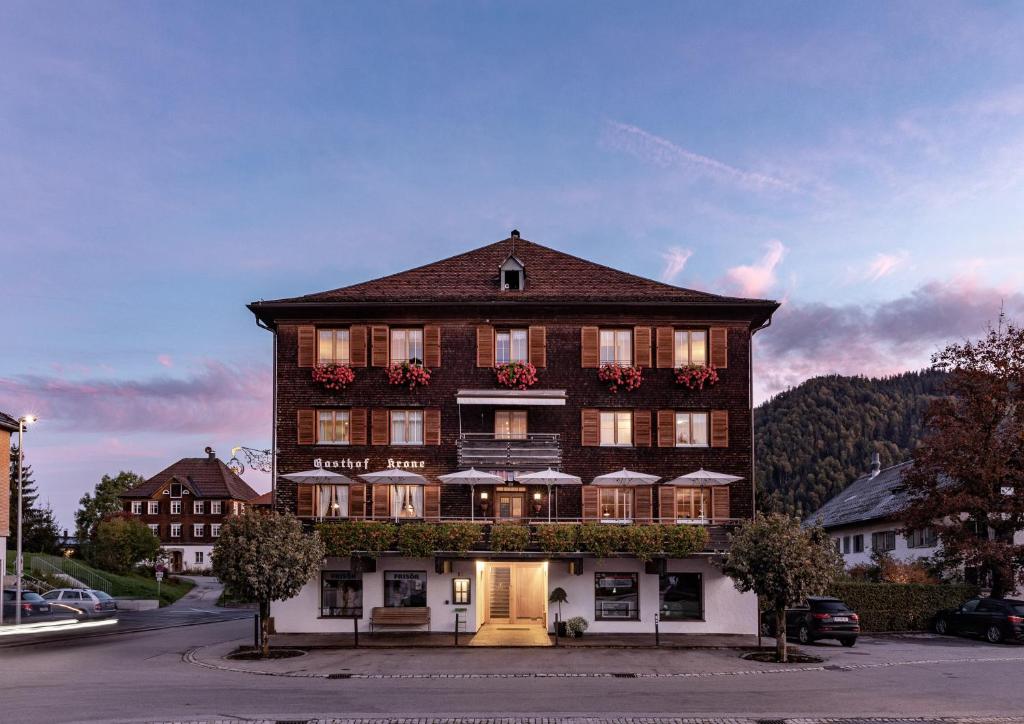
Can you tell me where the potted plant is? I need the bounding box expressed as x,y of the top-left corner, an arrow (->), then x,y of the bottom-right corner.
549,587 -> 569,635
565,615 -> 589,638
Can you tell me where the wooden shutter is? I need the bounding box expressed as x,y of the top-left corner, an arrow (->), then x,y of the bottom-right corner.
634,327 -> 652,367
476,325 -> 495,367
657,409 -> 675,447
710,410 -> 729,448
656,327 -> 674,368
424,484 -> 441,521
350,408 -> 367,446
658,486 -> 676,523
371,485 -> 390,519
580,326 -> 599,368
424,408 -> 441,445
581,408 -> 600,447
371,325 -> 389,367
581,486 -> 600,521
634,486 -> 653,523
712,485 -> 731,521
350,325 -> 368,367
528,325 -> 546,367
349,484 -> 367,519
297,409 -> 316,445
297,325 -> 316,368
710,327 -> 728,369
634,409 -> 652,447
371,408 -> 389,445
296,484 -> 314,518
424,325 -> 441,368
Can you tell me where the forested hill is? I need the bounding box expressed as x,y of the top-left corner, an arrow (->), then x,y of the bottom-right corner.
755,370 -> 947,517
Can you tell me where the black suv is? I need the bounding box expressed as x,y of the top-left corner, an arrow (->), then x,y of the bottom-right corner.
934,598 -> 1024,644
762,596 -> 861,647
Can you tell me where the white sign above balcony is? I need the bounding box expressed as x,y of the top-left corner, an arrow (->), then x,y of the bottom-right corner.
313,457 -> 426,471
455,389 -> 567,406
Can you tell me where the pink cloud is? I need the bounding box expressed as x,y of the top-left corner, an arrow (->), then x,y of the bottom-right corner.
157,354 -> 173,368
866,251 -> 909,281
724,239 -> 786,297
660,246 -> 693,283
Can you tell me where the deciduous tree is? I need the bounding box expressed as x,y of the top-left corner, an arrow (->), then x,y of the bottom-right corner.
76,471 -> 146,541
89,514 -> 161,574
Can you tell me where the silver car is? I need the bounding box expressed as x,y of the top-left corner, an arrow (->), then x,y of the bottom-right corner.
41,588 -> 118,618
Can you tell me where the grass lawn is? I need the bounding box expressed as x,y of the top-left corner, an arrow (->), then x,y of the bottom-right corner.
6,551 -> 194,606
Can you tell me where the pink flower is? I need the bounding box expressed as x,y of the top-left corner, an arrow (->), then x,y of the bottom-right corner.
312,364 -> 357,390
495,361 -> 538,390
674,364 -> 718,389
597,363 -> 643,393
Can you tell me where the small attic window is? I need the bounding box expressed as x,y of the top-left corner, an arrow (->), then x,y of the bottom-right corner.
170,482 -> 183,498
500,256 -> 525,291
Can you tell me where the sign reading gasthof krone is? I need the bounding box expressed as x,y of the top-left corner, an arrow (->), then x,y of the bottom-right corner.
313,457 -> 426,470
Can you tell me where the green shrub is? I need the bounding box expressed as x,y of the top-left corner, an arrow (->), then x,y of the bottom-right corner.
396,523 -> 438,558
317,521 -> 397,557
565,616 -> 589,637
535,524 -> 578,553
621,525 -> 662,562
662,524 -> 709,558
490,523 -> 531,551
577,523 -> 624,558
434,522 -> 484,552
826,582 -> 979,632
89,515 -> 160,574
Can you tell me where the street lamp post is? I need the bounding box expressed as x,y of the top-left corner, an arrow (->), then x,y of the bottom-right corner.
14,415 -> 36,626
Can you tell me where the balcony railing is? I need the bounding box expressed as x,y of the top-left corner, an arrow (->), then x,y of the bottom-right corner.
456,432 -> 561,470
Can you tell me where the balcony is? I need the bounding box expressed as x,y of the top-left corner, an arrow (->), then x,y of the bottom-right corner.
456,433 -> 561,470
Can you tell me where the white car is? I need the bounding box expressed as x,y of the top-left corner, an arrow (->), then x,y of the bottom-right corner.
41,588 -> 118,618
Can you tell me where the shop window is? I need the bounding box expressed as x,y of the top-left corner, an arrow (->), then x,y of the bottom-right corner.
659,572 -> 703,621
594,572 -> 639,620
384,571 -> 427,607
321,571 -> 363,618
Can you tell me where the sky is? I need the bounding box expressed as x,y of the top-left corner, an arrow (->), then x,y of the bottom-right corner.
2,1 -> 1024,529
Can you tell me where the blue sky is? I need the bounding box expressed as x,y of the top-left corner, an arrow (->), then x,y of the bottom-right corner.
2,1 -> 1023,528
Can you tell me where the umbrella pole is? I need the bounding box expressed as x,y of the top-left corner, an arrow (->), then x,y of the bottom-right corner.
547,484 -> 552,523
470,484 -> 475,522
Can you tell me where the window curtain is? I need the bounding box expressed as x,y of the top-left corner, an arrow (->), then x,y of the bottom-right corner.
317,485 -> 348,519
390,484 -> 424,518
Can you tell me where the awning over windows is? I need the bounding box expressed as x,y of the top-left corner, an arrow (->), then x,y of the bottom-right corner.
455,389 -> 567,406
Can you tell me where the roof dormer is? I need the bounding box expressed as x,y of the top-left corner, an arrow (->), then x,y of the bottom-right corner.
499,230 -> 525,291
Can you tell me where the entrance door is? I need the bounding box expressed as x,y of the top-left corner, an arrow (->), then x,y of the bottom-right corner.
496,494 -> 524,520
170,551 -> 183,573
485,562 -> 546,625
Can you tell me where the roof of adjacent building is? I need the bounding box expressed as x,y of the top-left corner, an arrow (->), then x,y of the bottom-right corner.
248,235 -> 779,314
121,455 -> 261,501
0,411 -> 20,433
803,461 -> 916,530
250,490 -> 273,507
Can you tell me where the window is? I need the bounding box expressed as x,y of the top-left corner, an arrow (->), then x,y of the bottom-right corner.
852,534 -> 864,553
318,410 -> 351,445
495,329 -> 528,364
211,501 -> 222,515
390,410 -> 424,445
503,268 -> 522,290
170,523 -> 181,538
148,501 -> 159,515
600,488 -> 633,521
131,501 -> 142,515
452,577 -> 471,605
322,571 -> 363,617
907,528 -> 937,548
193,524 -> 204,538
495,410 -> 527,440
148,524 -> 159,536
674,330 -> 708,367
960,598 -> 980,613
595,572 -> 639,620
659,573 -> 702,621
170,483 -> 183,498
211,524 -> 221,538
390,328 -> 424,365
843,536 -> 851,554
674,412 -> 709,447
871,530 -> 896,552
834,538 -> 841,552
384,571 -> 427,607
599,329 -> 632,365
193,501 -> 204,514
315,484 -> 349,519
317,328 -> 350,365
390,485 -> 424,519
170,500 -> 182,515
675,487 -> 711,520
194,551 -> 204,565
599,411 -> 632,446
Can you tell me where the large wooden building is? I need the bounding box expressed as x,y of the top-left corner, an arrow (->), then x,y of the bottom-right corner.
248,233 -> 778,636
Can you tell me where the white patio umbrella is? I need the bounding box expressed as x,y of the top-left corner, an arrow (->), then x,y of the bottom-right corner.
438,468 -> 503,521
591,468 -> 660,486
358,468 -> 428,485
282,468 -> 356,485
516,468 -> 583,521
663,468 -> 743,487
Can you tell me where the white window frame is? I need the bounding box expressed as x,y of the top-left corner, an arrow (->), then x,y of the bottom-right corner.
211,523 -> 221,538
317,409 -> 351,445
315,484 -> 349,519
148,501 -> 159,515
390,328 -> 424,365
193,500 -> 204,514
674,486 -> 711,521
390,484 -> 425,519
194,551 -> 204,565
170,523 -> 181,538
599,329 -> 632,366
317,327 -> 351,365
193,524 -> 204,538
170,499 -> 182,515
131,501 -> 143,515
148,524 -> 159,536
599,487 -> 633,521
390,409 -> 424,446
599,410 -> 632,447
210,500 -> 222,515
495,410 -> 527,440
495,328 -> 528,365
673,329 -> 708,367
674,412 -> 709,447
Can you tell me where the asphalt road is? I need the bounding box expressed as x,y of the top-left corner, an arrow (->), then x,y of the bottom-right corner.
3,616 -> 1024,724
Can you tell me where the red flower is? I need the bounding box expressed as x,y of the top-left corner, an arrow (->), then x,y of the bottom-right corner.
674,363 -> 719,390
386,362 -> 432,390
495,361 -> 538,390
597,363 -> 643,393
312,363 -> 357,390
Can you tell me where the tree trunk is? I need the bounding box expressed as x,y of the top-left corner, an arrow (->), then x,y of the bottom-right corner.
259,599 -> 271,659
775,607 -> 787,663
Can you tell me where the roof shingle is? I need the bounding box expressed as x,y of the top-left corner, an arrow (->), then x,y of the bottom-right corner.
803,462 -> 915,530
122,456 -> 261,501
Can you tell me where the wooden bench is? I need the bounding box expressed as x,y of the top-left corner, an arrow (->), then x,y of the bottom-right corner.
369,606 -> 431,632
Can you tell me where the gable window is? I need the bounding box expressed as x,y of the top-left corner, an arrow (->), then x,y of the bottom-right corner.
871,530 -> 896,552
148,524 -> 159,536
170,500 -> 182,515
193,501 -> 204,515
907,527 -> 937,549
675,487 -> 711,520
595,572 -> 639,620
316,484 -> 349,519
317,328 -> 350,365
390,410 -> 424,445
852,534 -> 864,553
500,255 -> 525,291
659,572 -> 703,621
322,571 -> 363,617
495,410 -> 527,440
599,329 -> 632,365
318,410 -> 351,445
495,329 -> 528,364
130,501 -> 143,515
210,501 -> 222,515
503,269 -> 522,290
600,488 -> 633,521
148,501 -> 159,515
390,328 -> 424,365
170,483 -> 183,498
599,410 -> 632,446
170,523 -> 181,538
674,330 -> 707,367
193,524 -> 204,538
674,412 -> 709,447
211,523 -> 221,537
390,484 -> 424,519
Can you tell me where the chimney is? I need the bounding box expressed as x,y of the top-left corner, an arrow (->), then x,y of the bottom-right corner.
205,446 -> 216,461
510,229 -> 520,239
870,452 -> 881,478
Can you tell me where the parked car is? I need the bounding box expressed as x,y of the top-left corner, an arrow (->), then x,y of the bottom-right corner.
933,597 -> 1024,644
3,589 -> 54,620
761,596 -> 861,647
41,588 -> 118,618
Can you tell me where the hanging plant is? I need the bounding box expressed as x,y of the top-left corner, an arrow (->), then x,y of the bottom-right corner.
597,363 -> 643,394
495,361 -> 538,390
386,362 -> 431,390
311,363 -> 357,391
674,363 -> 719,390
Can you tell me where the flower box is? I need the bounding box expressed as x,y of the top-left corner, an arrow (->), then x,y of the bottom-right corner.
495,361 -> 538,390
674,363 -> 719,390
386,362 -> 431,390
597,363 -> 643,393
312,363 -> 356,391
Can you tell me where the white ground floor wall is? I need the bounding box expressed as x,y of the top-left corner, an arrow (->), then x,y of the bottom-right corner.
160,544 -> 213,572
271,555 -> 758,635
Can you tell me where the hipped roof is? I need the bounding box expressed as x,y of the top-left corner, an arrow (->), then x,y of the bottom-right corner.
121,456 -> 260,501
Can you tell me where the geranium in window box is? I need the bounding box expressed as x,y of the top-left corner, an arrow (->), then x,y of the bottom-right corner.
386,362 -> 431,390
674,363 -> 719,390
597,363 -> 643,394
495,361 -> 538,390
312,363 -> 356,391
